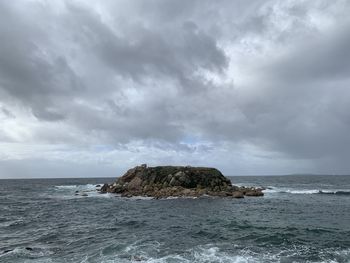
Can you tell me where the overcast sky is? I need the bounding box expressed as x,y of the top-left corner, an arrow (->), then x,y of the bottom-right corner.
1,0 -> 350,178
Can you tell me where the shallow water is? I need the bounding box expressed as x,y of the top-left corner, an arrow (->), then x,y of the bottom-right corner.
0,175 -> 350,262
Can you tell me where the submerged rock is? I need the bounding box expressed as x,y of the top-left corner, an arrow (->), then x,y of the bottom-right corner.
244,189 -> 264,197
232,191 -> 244,198
100,164 -> 264,199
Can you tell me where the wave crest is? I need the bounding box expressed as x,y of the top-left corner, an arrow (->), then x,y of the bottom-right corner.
264,187 -> 350,195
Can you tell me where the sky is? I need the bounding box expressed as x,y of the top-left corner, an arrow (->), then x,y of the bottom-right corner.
1,0 -> 350,178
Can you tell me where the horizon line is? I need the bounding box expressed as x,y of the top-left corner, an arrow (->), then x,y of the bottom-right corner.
1,173 -> 349,180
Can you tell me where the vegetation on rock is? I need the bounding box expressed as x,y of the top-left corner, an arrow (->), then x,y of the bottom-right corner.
100,164 -> 264,198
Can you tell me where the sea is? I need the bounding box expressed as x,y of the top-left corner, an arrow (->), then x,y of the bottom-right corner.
0,175 -> 349,263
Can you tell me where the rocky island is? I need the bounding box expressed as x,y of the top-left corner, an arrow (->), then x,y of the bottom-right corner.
100,164 -> 264,198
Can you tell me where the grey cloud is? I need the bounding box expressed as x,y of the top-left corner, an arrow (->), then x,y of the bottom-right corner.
0,0 -> 230,143
65,3 -> 227,87
228,21 -> 350,161
1,107 -> 15,119
1,0 -> 350,174
0,159 -> 117,179
266,23 -> 350,84
0,3 -> 83,121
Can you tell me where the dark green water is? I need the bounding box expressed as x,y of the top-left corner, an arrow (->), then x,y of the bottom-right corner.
0,175 -> 349,262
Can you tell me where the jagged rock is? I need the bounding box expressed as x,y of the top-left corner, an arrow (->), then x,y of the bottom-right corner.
128,177 -> 142,191
100,184 -> 109,192
100,165 -> 264,199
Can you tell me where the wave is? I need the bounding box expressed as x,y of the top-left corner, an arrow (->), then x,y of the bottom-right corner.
53,184 -> 350,198
264,187 -> 350,195
51,183 -> 117,199
0,246 -> 53,260
2,240 -> 350,262
318,190 -> 350,195
54,184 -> 101,191
79,244 -> 350,263
54,185 -> 78,189
53,185 -> 202,200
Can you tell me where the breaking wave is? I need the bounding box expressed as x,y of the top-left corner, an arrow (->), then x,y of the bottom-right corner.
2,176 -> 350,263
264,187 -> 350,195
75,244 -> 350,263
51,183 -> 113,199
54,184 -> 101,191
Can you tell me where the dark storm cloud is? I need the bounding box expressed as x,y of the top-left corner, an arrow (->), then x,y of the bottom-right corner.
1,0 -> 350,174
62,3 -> 228,88
0,2 -> 83,121
0,1 -> 228,141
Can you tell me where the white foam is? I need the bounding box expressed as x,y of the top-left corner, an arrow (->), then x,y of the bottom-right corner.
95,245 -> 256,263
263,187 -> 350,195
50,183 -> 116,199
159,196 -> 198,200
287,189 -> 319,194
54,185 -> 78,189
55,184 -> 101,191
0,246 -> 54,260
80,244 -> 350,263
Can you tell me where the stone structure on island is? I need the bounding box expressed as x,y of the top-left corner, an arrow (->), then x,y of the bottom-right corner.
100,164 -> 264,198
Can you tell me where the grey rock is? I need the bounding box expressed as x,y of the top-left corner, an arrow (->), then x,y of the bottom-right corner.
99,164 -> 264,199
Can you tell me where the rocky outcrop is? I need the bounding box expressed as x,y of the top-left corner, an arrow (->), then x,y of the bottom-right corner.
100,164 -> 264,199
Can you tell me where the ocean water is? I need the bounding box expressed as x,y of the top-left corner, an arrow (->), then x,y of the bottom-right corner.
0,175 -> 350,263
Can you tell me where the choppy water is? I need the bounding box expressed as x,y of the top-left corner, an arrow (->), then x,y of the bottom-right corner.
0,175 -> 350,263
